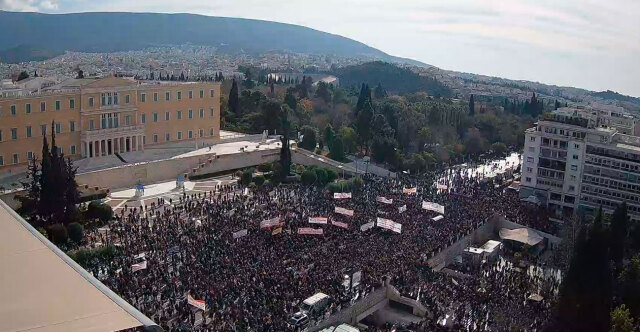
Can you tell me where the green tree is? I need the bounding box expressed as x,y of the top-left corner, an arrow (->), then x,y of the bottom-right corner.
610,202 -> 628,271
67,222 -> 84,243
279,109 -> 292,179
373,83 -> 387,99
555,209 -> 612,332
325,168 -> 338,183
329,136 -> 345,162
610,305 -> 634,332
324,124 -> 336,151
47,223 -> 68,245
87,201 -> 113,223
315,81 -> 331,103
253,175 -> 265,187
469,94 -> 475,116
314,168 -> 328,185
300,126 -> 317,151
240,170 -> 253,186
620,255 -> 640,318
228,79 -> 239,114
17,70 -> 30,81
339,127 -> 357,154
490,142 -> 508,156
284,90 -> 297,110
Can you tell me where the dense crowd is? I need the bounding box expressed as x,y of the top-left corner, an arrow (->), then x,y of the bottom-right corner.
80,160 -> 560,331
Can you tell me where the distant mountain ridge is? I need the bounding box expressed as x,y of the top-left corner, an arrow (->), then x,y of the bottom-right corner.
0,10 -> 425,65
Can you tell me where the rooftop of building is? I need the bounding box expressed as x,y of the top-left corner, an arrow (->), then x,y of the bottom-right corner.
0,199 -> 159,332
1,76 -> 220,99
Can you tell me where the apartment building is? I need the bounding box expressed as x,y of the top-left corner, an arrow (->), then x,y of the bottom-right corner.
521,108 -> 640,221
0,76 -> 220,172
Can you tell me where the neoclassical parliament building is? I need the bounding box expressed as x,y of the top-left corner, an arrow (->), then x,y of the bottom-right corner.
0,76 -> 221,172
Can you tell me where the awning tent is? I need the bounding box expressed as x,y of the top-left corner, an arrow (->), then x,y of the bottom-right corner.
521,195 -> 541,205
499,228 -> 544,246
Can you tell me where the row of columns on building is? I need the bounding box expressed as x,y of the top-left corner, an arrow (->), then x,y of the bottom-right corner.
83,135 -> 144,158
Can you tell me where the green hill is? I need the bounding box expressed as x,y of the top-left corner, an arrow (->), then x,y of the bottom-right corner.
334,61 -> 451,97
0,11 -> 416,64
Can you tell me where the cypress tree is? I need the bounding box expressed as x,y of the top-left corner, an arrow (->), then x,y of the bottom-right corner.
469,94 -> 475,116
228,79 -> 239,114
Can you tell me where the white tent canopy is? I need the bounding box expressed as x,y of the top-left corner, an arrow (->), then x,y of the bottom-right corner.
499,228 -> 544,246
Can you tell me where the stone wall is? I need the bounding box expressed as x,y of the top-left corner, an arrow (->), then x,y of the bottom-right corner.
76,148 -> 280,191
427,214 -> 562,270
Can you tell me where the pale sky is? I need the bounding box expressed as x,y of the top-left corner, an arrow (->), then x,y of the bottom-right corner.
2,0 -> 640,97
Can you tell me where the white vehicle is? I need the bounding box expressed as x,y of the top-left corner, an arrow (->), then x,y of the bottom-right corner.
300,292 -> 331,317
321,324 -> 360,332
288,311 -> 310,329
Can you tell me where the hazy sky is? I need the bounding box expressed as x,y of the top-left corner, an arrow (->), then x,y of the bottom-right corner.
2,0 -> 639,96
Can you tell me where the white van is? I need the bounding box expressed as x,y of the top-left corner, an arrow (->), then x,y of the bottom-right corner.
300,292 -> 331,317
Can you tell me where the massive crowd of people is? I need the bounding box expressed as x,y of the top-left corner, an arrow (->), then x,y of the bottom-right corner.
80,160 -> 561,331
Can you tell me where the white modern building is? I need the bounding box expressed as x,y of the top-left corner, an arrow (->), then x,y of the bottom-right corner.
521,107 -> 640,221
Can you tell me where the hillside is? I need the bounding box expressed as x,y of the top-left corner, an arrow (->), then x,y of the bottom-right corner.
334,61 -> 451,97
0,11 -> 412,64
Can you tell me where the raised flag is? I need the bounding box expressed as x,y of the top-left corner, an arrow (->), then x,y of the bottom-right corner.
335,206 -> 354,216
272,227 -> 282,235
332,221 -> 349,229
422,201 -> 445,214
233,229 -> 248,239
131,260 -> 147,272
376,196 -> 393,204
188,294 -> 206,311
309,217 -> 328,224
403,187 -> 417,195
398,205 -> 407,213
333,192 -> 352,199
298,228 -> 323,235
360,221 -> 375,232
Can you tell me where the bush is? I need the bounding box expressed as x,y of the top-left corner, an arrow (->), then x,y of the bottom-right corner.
257,163 -> 272,173
326,182 -> 341,193
240,170 -> 253,186
353,177 -> 364,189
47,223 -> 68,245
301,170 -> 317,186
67,222 -> 84,243
253,175 -> 265,187
326,168 -> 339,183
87,201 -> 113,222
234,170 -> 243,179
69,245 -> 117,267
315,168 -> 328,185
37,227 -> 47,237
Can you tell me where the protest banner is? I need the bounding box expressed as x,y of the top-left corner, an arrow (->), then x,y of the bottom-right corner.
403,187 -> 417,195
233,229 -> 248,239
333,192 -> 352,199
376,196 -> 393,204
335,206 -> 354,216
131,260 -> 147,272
332,221 -> 349,229
309,217 -> 328,224
298,228 -> 323,235
422,201 -> 445,214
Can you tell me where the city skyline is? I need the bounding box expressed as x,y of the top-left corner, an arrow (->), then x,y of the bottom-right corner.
0,0 -> 639,97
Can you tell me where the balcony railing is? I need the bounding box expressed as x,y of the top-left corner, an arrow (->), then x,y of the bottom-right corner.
81,124 -> 145,140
